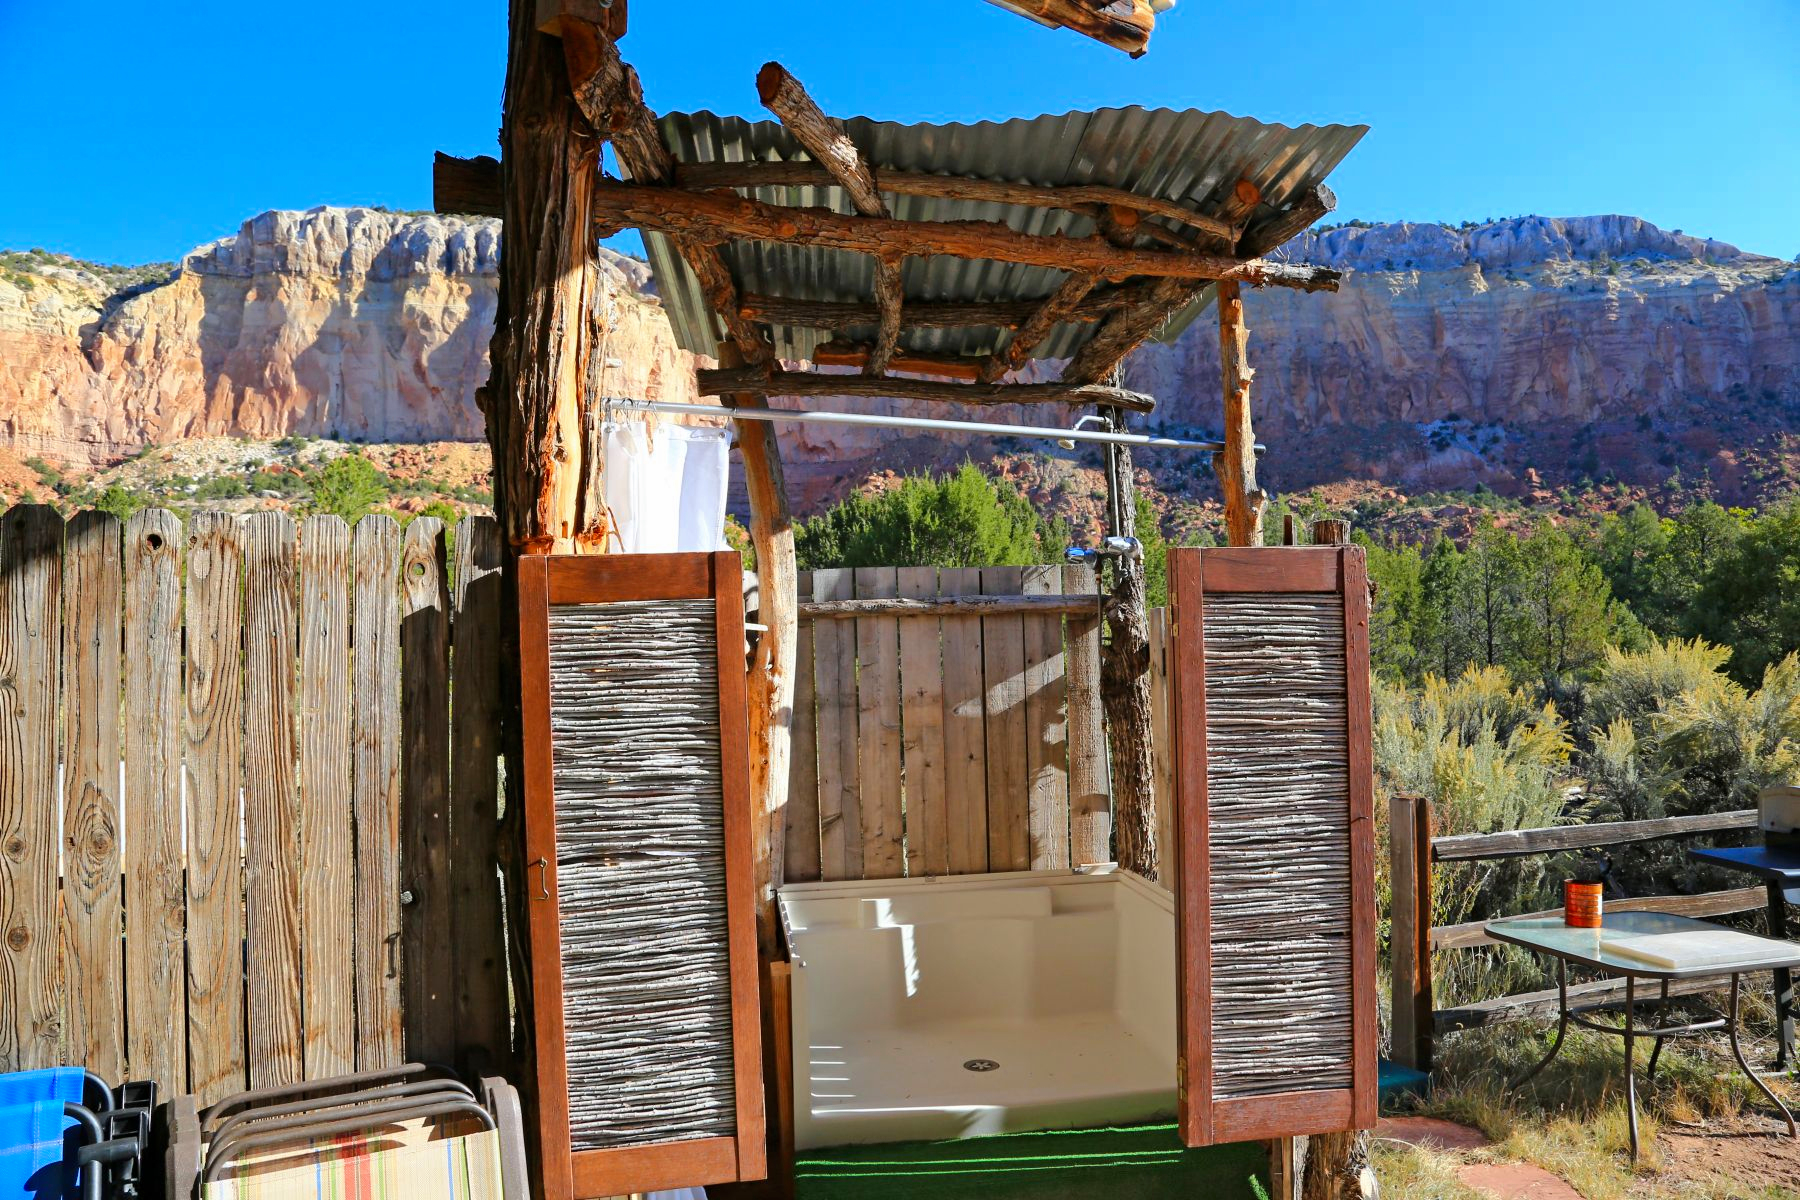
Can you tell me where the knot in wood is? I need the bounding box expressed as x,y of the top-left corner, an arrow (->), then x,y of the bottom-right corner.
2,836 -> 24,861
6,926 -> 28,952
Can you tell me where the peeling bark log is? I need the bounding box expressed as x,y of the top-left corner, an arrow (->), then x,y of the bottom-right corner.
812,340 -> 984,381
998,0 -> 1158,56
695,366 -> 1156,411
1061,277 -> 1208,384
1239,183 -> 1337,259
1099,409 -> 1158,880
1214,280 -> 1266,547
980,271 -> 1099,383
588,179 -> 1343,290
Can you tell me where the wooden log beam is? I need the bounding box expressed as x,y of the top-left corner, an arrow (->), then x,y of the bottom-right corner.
980,271 -> 1098,383
1431,886 -> 1769,952
738,280 -> 1167,332
1214,280 -> 1266,547
696,365 -> 1156,411
1433,809 -> 1757,862
1239,183 -> 1337,259
1061,276 -> 1206,384
1436,975 -> 1728,1034
756,62 -> 903,376
801,594 -> 1108,620
559,19 -> 773,363
434,152 -> 503,217
588,179 -> 1343,290
675,159 -> 1238,242
812,340 -> 984,382
994,0 -> 1158,57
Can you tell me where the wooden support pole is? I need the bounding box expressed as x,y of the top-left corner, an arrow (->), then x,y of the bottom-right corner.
588,179 -> 1344,291
1214,280 -> 1266,547
980,271 -> 1099,383
755,62 -> 905,376
695,366 -> 1156,411
1099,405 -> 1158,880
1389,793 -> 1434,1073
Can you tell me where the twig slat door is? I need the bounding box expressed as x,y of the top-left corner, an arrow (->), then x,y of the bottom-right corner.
1169,546 -> 1377,1146
518,552 -> 766,1198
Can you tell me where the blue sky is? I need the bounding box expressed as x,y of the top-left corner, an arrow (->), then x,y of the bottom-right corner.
1,0 -> 1795,265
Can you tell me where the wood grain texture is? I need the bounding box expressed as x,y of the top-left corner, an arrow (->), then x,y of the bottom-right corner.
980,567 -> 1030,872
1387,795 -> 1429,1072
1147,606 -> 1177,891
897,567 -> 949,877
853,568 -> 904,878
1168,548 -> 1213,1146
352,515 -> 405,1068
122,509 -> 186,1090
811,570 -> 860,881
1064,563 -> 1110,869
184,511 -> 247,1104
450,515 -> 509,1070
0,506 -> 63,1071
60,511 -> 123,1078
785,570 -> 822,884
296,515 -> 354,1078
1433,809 -> 1757,862
400,517 -> 454,1065
939,568 -> 989,875
242,511 -> 304,1088
1022,565 -> 1070,870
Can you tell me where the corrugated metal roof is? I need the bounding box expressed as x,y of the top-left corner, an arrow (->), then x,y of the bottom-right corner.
639,106 -> 1366,364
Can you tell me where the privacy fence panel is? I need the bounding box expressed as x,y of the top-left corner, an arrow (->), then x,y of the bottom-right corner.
1168,545 -> 1378,1148
785,564 -> 1107,883
0,503 -> 509,1106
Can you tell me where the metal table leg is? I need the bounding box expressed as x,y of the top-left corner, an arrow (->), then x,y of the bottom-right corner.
1623,976 -> 1639,1162
1508,959 -> 1570,1091
1768,881 -> 1795,1072
1647,978 -> 1670,1082
1728,974 -> 1799,1139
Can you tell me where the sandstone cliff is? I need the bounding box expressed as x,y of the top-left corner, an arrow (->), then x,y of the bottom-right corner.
4,206 -> 1797,509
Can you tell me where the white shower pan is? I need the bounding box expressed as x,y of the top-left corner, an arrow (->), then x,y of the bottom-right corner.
778,867 -> 1177,1150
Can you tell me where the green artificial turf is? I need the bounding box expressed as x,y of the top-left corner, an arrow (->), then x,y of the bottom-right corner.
794,1124 -> 1270,1200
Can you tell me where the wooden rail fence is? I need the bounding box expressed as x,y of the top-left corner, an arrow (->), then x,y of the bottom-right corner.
0,504 -> 509,1104
784,564 -> 1111,882
1388,794 -> 1766,1071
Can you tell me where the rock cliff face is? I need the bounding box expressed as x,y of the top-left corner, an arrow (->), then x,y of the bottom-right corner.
0,207 -> 694,466
3,207 -> 1797,506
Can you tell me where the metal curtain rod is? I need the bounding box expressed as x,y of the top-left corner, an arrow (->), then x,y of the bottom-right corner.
607,398 -> 1262,454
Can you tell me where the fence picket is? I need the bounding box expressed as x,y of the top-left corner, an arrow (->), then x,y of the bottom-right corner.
980,567 -> 1030,872
1022,565 -> 1069,870
352,516 -> 405,1068
785,570 -> 821,884
185,512 -> 247,1104
61,512 -> 123,1079
1064,564 -> 1109,868
243,512 -> 304,1088
450,515 -> 509,1070
939,568 -> 989,875
897,567 -> 947,878
812,570 -> 860,881
401,517 -> 455,1064
0,506 -> 63,1071
854,568 -> 904,879
297,516 -> 355,1078
123,509 -> 186,1091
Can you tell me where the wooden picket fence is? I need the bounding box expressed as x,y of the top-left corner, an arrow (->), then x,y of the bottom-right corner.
784,565 -> 1113,882
0,504 -> 509,1105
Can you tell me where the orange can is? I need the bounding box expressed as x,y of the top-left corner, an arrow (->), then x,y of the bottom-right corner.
1564,881 -> 1603,928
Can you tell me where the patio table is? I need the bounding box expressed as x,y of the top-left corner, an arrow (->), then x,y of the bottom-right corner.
1485,911 -> 1800,1160
1686,844 -> 1800,1069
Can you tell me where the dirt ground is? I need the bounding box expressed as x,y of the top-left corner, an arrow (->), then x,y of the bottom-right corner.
1658,1116 -> 1800,1196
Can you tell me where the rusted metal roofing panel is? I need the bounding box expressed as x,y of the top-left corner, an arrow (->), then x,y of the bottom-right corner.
638,106 -> 1365,366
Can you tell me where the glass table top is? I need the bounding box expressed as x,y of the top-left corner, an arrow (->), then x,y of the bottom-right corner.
1485,911 -> 1800,978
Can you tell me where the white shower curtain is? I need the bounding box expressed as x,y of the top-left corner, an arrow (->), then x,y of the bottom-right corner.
601,420 -> 731,554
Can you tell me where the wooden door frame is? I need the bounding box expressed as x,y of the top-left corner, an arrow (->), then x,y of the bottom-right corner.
1169,545 -> 1377,1145
518,551 -> 767,1197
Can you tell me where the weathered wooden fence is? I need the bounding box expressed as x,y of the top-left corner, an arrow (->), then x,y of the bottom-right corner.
0,504 -> 509,1104
1387,795 -> 1768,1071
784,565 -> 1112,882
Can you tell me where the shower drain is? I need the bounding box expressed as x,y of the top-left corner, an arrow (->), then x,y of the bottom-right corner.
962,1058 -> 1000,1072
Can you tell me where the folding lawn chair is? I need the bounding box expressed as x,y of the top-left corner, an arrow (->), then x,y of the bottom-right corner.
0,1068 -> 147,1200
164,1065 -> 528,1200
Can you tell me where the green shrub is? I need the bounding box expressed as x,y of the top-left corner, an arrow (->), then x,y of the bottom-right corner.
795,462 -> 1067,570
306,454 -> 391,523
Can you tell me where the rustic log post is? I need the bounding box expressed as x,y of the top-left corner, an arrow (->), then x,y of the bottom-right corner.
1389,793 -> 1435,1073
717,344 -> 798,960
1214,280 -> 1266,547
1099,403 -> 1158,881
1302,517 -> 1377,1200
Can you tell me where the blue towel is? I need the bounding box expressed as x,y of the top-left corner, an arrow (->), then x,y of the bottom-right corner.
0,1098 -> 79,1200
